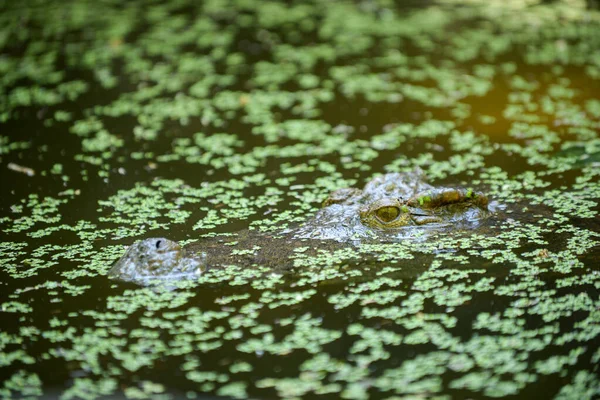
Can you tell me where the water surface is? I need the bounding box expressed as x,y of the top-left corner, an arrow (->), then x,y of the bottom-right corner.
1,1 -> 599,399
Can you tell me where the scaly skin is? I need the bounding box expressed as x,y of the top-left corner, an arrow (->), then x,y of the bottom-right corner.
109,171 -> 491,284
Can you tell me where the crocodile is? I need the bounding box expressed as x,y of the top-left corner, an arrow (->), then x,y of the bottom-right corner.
108,171 -> 492,284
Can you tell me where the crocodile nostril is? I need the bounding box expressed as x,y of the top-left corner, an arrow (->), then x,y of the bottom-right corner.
156,240 -> 162,249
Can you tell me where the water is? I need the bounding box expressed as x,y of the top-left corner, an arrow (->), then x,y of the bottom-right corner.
1,1 -> 599,399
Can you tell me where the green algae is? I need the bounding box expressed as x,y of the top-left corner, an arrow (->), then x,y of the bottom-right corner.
0,371 -> 42,399
1,0 -> 600,399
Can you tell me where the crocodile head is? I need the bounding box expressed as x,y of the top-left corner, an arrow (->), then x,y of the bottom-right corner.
293,171 -> 490,241
108,238 -> 202,284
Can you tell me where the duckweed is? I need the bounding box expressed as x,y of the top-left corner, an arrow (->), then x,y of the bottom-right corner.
1,0 -> 599,399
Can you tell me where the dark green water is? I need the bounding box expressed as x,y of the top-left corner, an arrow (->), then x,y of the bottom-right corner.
1,1 -> 599,399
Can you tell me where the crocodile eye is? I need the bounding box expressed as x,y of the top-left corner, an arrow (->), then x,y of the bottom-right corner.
156,240 -> 162,249
375,206 -> 400,223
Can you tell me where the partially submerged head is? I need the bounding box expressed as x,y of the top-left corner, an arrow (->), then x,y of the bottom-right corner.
109,238 -> 201,283
296,172 -> 492,240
